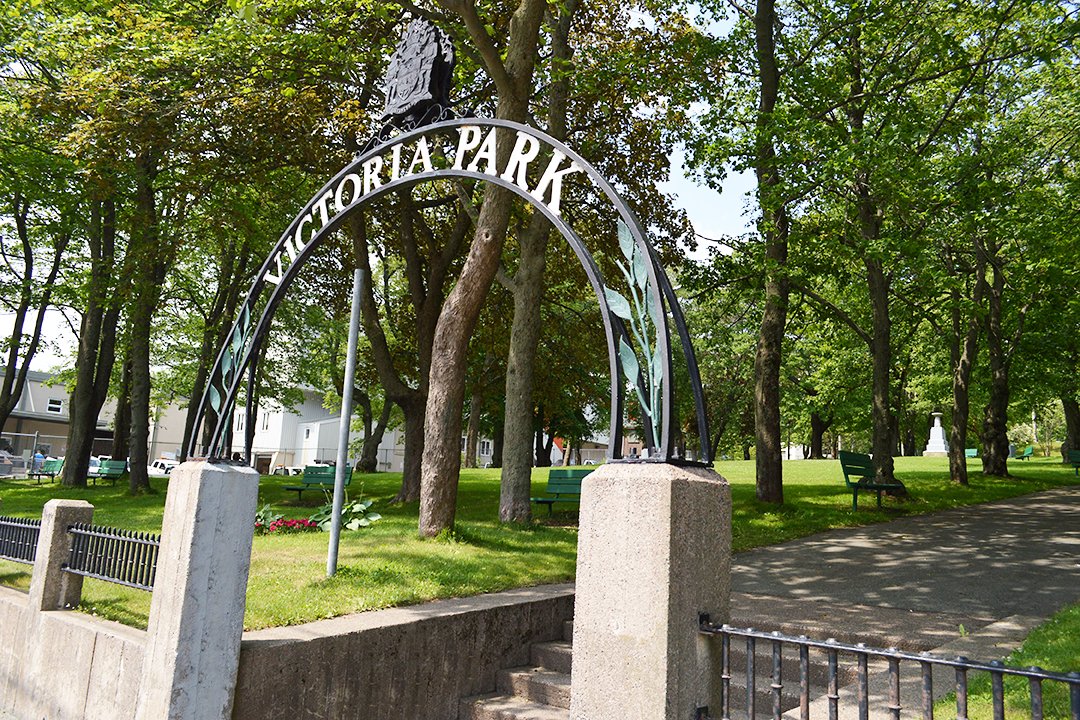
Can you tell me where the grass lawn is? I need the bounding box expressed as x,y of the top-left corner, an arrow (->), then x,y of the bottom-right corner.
935,601 -> 1080,719
0,455 -> 1077,630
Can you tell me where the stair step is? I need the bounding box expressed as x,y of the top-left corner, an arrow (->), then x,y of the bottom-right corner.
562,620 -> 573,642
530,641 -> 572,675
498,668 -> 572,709
460,693 -> 569,720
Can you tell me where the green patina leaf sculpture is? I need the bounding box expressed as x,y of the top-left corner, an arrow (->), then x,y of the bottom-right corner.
207,301 -> 256,434
603,218 -> 664,450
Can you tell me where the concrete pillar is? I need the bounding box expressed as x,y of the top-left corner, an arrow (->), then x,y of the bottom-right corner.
570,463 -> 731,720
29,499 -> 94,611
135,460 -> 259,720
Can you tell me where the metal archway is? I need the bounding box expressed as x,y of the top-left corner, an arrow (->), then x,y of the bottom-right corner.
188,118 -> 711,465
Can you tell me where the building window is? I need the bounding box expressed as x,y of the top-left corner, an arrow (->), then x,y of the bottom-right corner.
261,412 -> 270,431
460,436 -> 466,451
47,398 -> 63,414
304,428 -> 311,440
235,413 -> 245,431
480,439 -> 492,456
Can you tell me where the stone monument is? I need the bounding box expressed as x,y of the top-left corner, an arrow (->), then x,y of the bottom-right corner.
923,412 -> 949,457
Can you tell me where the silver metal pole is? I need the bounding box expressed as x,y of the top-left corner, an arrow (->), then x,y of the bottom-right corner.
327,267 -> 365,577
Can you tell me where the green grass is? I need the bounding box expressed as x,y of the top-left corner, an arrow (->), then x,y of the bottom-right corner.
935,601 -> 1080,719
1,456 -> 1077,630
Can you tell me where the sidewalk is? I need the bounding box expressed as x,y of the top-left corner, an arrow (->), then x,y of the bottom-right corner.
731,486 -> 1080,621
727,487 -> 1080,714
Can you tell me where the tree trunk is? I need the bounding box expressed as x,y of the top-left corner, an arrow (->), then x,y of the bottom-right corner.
751,0 -> 788,505
64,198 -> 120,488
948,259 -> 986,484
500,214 -> 549,521
1061,394 -> 1080,459
498,0 -> 576,523
491,420 -> 504,468
420,0 -> 548,537
865,256 -> 899,486
359,398 -> 391,472
112,358 -> 132,461
464,385 -> 482,469
127,151 -> 169,494
809,412 -> 831,459
981,263 -> 1010,476
394,395 -> 426,503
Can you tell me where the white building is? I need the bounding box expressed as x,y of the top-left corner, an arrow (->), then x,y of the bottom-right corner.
238,388 -> 408,474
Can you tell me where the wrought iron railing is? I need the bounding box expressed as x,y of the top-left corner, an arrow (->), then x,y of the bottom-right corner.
64,523 -> 160,591
700,620 -> 1080,720
0,515 -> 40,564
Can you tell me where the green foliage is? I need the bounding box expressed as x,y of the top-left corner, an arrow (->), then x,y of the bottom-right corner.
253,502 -> 283,534
309,494 -> 382,531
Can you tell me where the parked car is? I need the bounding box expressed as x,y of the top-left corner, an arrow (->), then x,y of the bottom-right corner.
271,466 -> 303,476
149,459 -> 179,475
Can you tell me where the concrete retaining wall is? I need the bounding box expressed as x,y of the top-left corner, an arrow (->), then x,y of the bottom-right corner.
232,583 -> 575,720
0,582 -> 574,720
0,585 -> 146,720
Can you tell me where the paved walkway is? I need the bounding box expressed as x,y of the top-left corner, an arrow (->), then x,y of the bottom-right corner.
728,486 -> 1080,653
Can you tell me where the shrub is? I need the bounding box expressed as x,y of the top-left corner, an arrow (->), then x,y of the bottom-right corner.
309,495 -> 381,531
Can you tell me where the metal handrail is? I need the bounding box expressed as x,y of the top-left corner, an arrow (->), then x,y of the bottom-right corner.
700,619 -> 1080,720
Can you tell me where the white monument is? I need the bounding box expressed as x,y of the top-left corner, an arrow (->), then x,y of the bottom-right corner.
923,412 -> 949,457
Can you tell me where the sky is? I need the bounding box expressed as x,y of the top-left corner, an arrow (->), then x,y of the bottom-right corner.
2,151 -> 758,374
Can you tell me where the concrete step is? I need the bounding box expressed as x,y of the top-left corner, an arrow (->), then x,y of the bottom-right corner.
562,620 -> 573,642
497,668 -> 572,710
460,693 -> 569,720
530,641 -> 572,675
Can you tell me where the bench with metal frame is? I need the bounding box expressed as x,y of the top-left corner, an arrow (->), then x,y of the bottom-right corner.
1015,445 -> 1034,461
964,447 -> 978,458
838,450 -> 903,511
1068,449 -> 1080,476
530,467 -> 592,516
284,465 -> 350,501
91,459 -> 127,486
28,458 -> 63,484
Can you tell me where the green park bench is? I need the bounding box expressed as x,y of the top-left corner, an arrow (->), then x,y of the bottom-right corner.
530,467 -> 592,516
28,458 -> 63,484
284,465 -> 351,501
1068,449 -> 1080,476
1015,445 -> 1034,461
838,450 -> 904,511
91,459 -> 127,486
964,448 -> 978,458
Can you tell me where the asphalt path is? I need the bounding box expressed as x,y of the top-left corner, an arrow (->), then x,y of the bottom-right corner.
732,487 -> 1080,621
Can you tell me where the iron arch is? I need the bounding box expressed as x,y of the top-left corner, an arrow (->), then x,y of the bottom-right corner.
188,118 -> 710,465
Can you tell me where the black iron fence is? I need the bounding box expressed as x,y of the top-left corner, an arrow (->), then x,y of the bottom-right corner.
700,620 -> 1080,720
64,523 -> 160,591
0,515 -> 40,564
